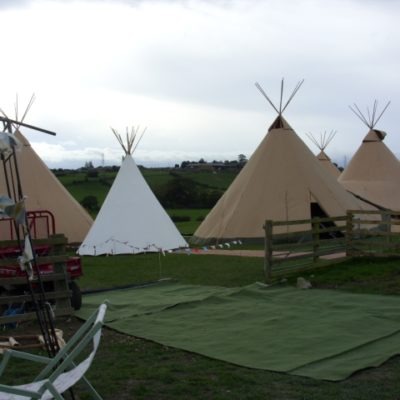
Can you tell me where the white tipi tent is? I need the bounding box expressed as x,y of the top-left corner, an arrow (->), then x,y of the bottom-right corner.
192,80 -> 375,244
338,101 -> 400,211
306,130 -> 341,178
0,130 -> 93,243
78,127 -> 188,255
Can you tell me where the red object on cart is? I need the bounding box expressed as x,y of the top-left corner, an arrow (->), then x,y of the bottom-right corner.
0,210 -> 83,309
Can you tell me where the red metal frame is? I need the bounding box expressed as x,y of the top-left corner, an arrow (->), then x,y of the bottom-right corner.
0,210 -> 82,280
0,210 -> 56,241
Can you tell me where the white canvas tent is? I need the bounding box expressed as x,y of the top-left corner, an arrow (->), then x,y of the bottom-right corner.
78,127 -> 188,255
192,81 -> 375,244
338,101 -> 400,211
0,130 -> 93,243
306,131 -> 341,178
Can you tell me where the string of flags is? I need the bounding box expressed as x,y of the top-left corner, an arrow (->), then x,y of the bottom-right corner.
79,239 -> 168,256
186,240 -> 243,255
79,238 -> 243,256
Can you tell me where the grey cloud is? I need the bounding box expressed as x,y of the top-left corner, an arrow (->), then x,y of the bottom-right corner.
0,0 -> 31,9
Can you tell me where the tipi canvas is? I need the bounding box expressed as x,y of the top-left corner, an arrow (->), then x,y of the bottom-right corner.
192,81 -> 374,244
338,101 -> 400,211
307,131 -> 341,178
78,127 -> 188,255
0,130 -> 93,243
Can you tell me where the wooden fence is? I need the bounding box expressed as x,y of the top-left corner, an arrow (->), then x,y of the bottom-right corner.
263,210 -> 400,282
0,234 -> 73,327
346,210 -> 400,257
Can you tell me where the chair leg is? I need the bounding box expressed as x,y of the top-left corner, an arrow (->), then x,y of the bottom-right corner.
0,351 -> 11,376
43,381 -> 65,400
80,376 -> 103,400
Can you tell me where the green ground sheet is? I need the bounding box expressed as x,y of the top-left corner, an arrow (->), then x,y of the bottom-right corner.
76,281 -> 400,381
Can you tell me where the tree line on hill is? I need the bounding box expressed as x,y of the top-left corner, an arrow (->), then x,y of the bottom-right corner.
79,173 -> 224,212
156,172 -> 223,209
55,166 -> 233,213
179,154 -> 247,170
53,155 -> 248,213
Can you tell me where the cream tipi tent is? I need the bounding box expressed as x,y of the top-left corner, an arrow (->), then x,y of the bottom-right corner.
78,127 -> 188,255
0,130 -> 93,243
306,131 -> 341,178
192,81 -> 374,244
338,101 -> 400,211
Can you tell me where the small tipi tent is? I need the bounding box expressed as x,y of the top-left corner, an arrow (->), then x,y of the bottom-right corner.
0,130 -> 93,243
78,127 -> 188,255
338,101 -> 400,211
306,131 -> 341,178
192,80 -> 374,244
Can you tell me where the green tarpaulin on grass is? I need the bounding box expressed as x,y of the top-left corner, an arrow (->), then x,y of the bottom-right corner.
76,281 -> 400,381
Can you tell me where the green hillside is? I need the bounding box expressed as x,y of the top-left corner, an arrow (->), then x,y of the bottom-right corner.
55,167 -> 238,235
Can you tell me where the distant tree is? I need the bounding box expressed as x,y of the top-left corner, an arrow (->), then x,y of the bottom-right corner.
86,169 -> 98,178
162,177 -> 199,208
238,154 -> 247,164
180,161 -> 190,169
174,164 -> 180,169
84,161 -> 94,169
169,170 -> 180,178
198,158 -> 206,164
207,190 -> 223,207
81,195 -> 99,212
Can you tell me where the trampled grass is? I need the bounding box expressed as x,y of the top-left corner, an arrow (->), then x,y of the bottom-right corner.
79,252 -> 400,295
79,253 -> 266,291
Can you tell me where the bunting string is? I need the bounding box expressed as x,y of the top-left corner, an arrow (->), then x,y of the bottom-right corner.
79,238 -> 244,256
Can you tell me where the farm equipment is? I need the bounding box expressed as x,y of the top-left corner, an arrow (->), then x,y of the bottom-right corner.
0,107 -> 80,358
0,210 -> 83,313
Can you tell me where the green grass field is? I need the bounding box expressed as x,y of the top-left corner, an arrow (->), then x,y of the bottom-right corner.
2,168 -> 400,399
171,169 -> 238,189
57,167 -> 236,205
56,168 -> 230,233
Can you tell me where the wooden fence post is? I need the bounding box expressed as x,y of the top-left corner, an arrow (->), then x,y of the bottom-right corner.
264,220 -> 273,283
384,211 -> 391,246
345,211 -> 353,257
50,234 -> 72,312
312,218 -> 320,263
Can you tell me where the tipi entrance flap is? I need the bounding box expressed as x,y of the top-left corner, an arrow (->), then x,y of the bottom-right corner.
193,80 -> 369,244
310,202 -> 329,220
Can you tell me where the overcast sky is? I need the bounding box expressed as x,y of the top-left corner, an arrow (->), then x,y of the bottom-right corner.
1,0 -> 399,169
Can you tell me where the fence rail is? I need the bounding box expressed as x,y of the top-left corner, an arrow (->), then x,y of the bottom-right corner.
0,234 -> 73,327
263,210 -> 400,282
